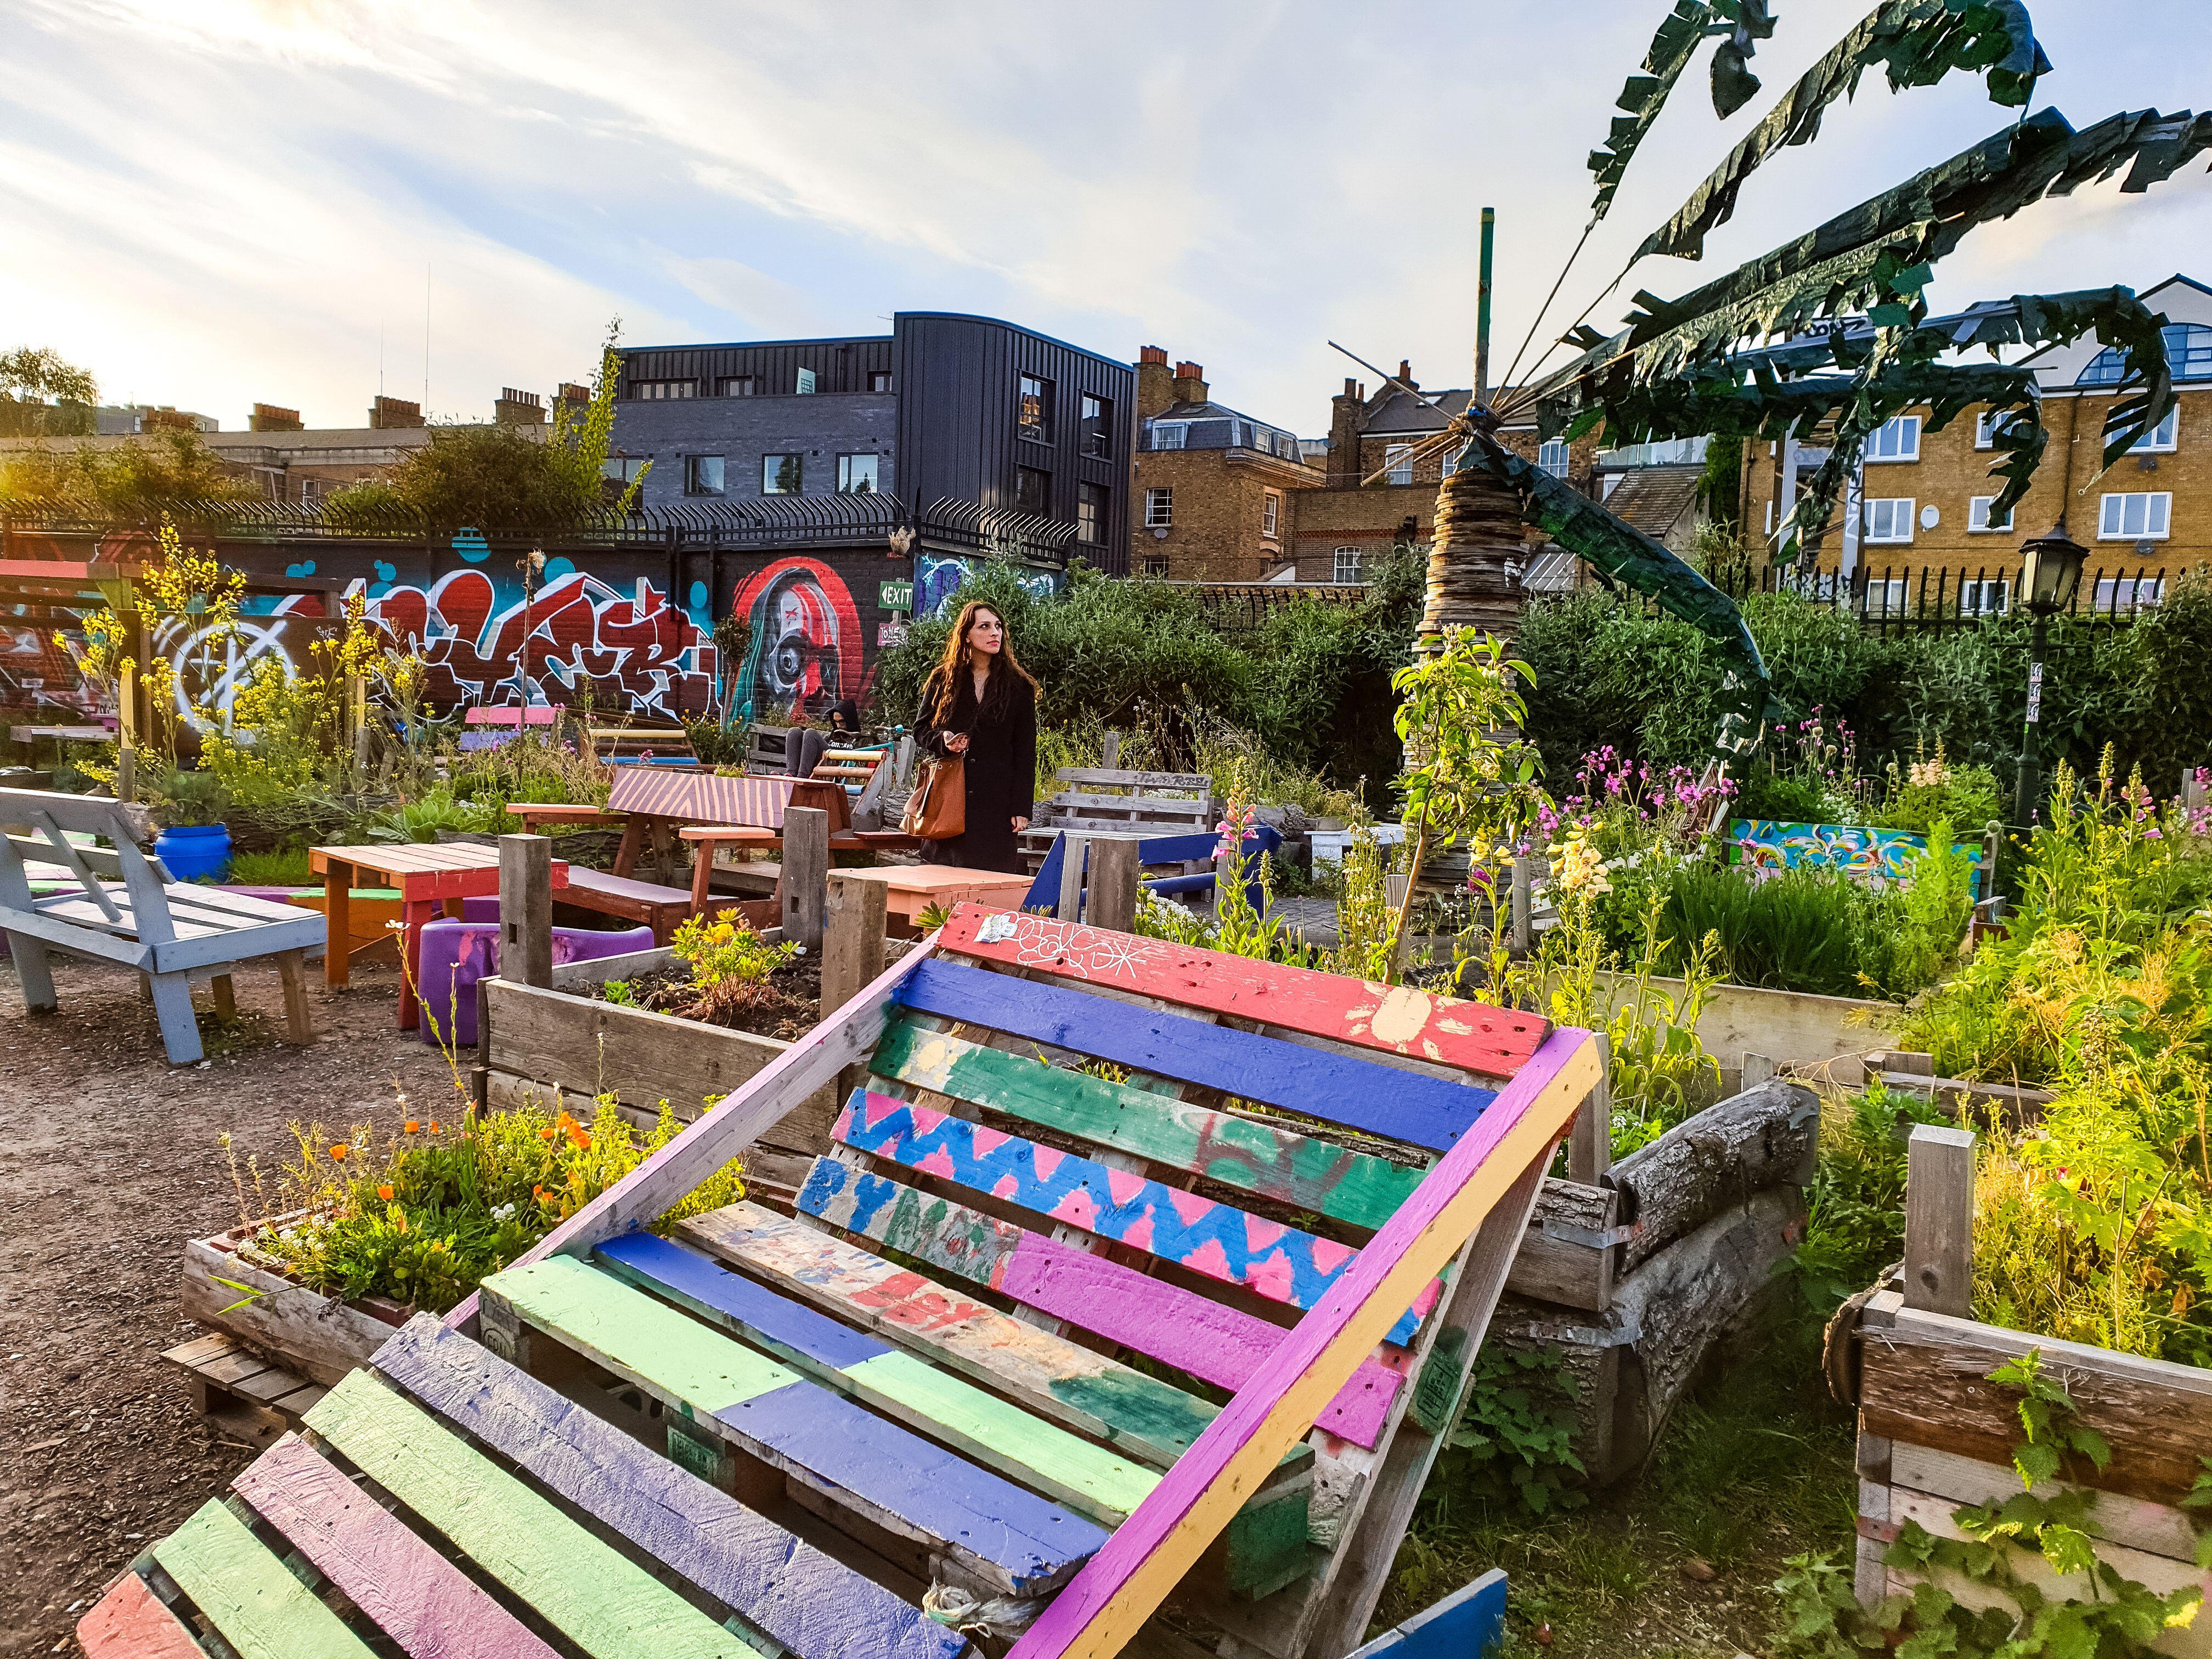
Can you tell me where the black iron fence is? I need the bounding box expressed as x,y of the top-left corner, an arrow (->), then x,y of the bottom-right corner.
1698,558 -> 2187,634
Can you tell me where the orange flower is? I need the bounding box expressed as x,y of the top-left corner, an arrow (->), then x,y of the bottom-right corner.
537,1126 -> 556,1141
429,1120 -> 442,1134
564,1120 -> 591,1151
329,1143 -> 349,1161
377,1184 -> 394,1201
403,1120 -> 421,1134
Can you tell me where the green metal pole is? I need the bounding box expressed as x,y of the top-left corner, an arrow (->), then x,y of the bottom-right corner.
1474,207 -> 1496,408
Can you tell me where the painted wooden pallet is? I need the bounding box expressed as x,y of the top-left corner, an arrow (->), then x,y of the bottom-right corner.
100,904 -> 1596,1659
160,1332 -> 329,1447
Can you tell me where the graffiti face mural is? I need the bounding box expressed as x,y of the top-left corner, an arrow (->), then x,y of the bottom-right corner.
730,558 -> 861,716
362,568 -> 712,716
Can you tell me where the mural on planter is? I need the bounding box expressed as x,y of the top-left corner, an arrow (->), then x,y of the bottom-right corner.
914,551 -> 1061,619
729,557 -> 862,718
1730,819 -> 1985,900
358,567 -> 713,716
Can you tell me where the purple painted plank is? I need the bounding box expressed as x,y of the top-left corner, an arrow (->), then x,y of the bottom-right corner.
233,1432 -> 558,1659
597,1232 -> 890,1371
1007,1026 -> 1595,1659
371,1315 -> 970,1659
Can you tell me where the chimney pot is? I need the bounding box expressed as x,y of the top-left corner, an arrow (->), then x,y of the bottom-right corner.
1342,377 -> 1359,398
1398,359 -> 1417,390
1138,345 -> 1169,365
1174,362 -> 1204,381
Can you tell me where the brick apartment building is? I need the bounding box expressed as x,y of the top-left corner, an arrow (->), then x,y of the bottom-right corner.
1129,349 -> 1317,580
1741,274 -> 2212,607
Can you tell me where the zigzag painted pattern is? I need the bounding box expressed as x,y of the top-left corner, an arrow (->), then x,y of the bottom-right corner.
830,1090 -> 1437,1345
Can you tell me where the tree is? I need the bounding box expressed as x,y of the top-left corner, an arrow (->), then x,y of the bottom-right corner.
0,346 -> 98,437
325,320 -> 648,532
0,431 -> 256,517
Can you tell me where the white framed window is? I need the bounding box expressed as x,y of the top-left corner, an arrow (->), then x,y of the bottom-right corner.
1960,580 -> 2010,616
1537,439 -> 1571,477
1967,496 -> 2014,533
1440,445 -> 1457,477
1149,421 -> 1187,450
1973,410 -> 2025,449
1261,491 -> 1280,538
1142,555 -> 1170,578
1384,444 -> 1412,484
1860,579 -> 1909,617
2129,405 -> 2180,453
1763,498 -> 1774,534
2095,576 -> 2165,611
1863,415 -> 1921,462
1333,546 -> 1363,583
1144,487 -> 1173,528
1863,496 -> 1916,543
2099,491 -> 2171,539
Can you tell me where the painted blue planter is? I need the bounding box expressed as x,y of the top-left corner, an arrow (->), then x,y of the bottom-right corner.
156,823 -> 232,883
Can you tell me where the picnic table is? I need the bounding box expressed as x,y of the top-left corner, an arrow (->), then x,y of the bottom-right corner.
310,842 -> 569,1030
827,862 -> 1033,926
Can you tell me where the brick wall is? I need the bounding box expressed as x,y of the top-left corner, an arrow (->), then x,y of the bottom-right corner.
610,392 -> 898,510
1129,449 -> 1317,580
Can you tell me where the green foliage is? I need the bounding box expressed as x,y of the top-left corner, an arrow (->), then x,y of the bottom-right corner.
1646,859 -> 1959,1000
225,848 -> 315,886
682,716 -> 751,766
1430,1345 -> 1587,1519
0,345 -> 98,436
365,788 -> 499,843
1788,1082 -> 1956,1320
670,912 -> 798,989
444,731 -> 611,825
0,430 -> 258,515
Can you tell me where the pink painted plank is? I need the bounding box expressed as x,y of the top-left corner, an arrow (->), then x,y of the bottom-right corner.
1004,1235 -> 1408,1448
937,905 -> 1547,1077
76,1573 -> 206,1659
1006,1025 -> 1597,1659
233,1434 -> 560,1659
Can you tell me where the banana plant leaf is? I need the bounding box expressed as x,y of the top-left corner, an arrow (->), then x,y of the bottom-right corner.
1589,0 -> 1781,221
1638,0 -> 2049,262
1458,428 -> 1779,753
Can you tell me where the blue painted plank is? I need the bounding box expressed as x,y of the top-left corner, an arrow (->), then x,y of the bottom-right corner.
598,1232 -> 891,1370
368,1315 -> 972,1659
893,957 -> 1492,1150
1345,1568 -> 1508,1659
719,1380 -> 1109,1592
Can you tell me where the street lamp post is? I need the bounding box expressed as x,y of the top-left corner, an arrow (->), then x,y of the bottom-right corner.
2011,523 -> 2087,831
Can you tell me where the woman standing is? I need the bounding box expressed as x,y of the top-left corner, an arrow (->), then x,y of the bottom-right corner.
913,601 -> 1039,873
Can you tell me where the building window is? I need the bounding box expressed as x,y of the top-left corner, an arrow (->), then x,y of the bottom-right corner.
1144,487 -> 1173,528
837,454 -> 879,494
1973,409 -> 2030,449
1081,394 -> 1112,459
1015,466 -> 1051,515
1959,580 -> 2010,616
868,370 -> 893,392
1262,491 -> 1280,539
1860,579 -> 1909,617
1863,496 -> 1916,543
1764,499 -> 1774,534
2079,323 -> 2212,386
1142,555 -> 1170,577
1077,481 -> 1107,545
601,456 -> 647,484
1440,444 -> 1458,477
1384,444 -> 1412,484
631,380 -> 695,399
1148,421 -> 1187,450
1333,546 -> 1363,584
1018,374 -> 1053,443
719,376 -> 757,397
1863,415 -> 1921,462
763,454 -> 802,494
2098,490 -> 2171,540
1537,439 -> 1570,477
684,454 -> 725,496
2095,575 -> 2165,611
1967,496 -> 2014,533
2130,405 -> 2180,453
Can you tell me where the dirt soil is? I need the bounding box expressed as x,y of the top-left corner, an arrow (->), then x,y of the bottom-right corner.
0,954 -> 455,1657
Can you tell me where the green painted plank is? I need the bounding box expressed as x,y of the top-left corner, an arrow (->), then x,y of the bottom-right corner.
304,1373 -> 760,1659
848,1348 -> 1158,1521
150,1500 -> 373,1659
483,1256 -> 798,1412
873,1017 -> 1426,1230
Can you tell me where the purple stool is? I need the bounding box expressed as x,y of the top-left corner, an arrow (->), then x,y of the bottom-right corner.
414,920 -> 654,1046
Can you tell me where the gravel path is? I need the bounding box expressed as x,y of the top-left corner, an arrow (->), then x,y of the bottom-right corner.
0,954 -> 455,1656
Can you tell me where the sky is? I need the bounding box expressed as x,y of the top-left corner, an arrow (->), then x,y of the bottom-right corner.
4,0 -> 2208,437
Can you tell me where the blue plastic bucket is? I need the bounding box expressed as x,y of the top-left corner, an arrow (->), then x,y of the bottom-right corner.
155,823 -> 233,883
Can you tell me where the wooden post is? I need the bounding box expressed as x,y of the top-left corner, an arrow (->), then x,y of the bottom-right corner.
1056,833 -> 1087,922
1903,1123 -> 1976,1317
1213,849 -> 1237,922
2185,768 -> 2207,812
1741,1052 -> 1778,1088
821,872 -> 888,1019
1088,838 -> 1140,934
114,744 -> 135,804
498,834 -> 555,989
781,805 -> 829,952
1102,730 -> 1121,770
1509,854 -> 1532,957
1567,1031 -> 1611,1186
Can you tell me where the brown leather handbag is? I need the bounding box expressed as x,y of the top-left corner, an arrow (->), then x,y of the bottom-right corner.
901,754 -> 967,839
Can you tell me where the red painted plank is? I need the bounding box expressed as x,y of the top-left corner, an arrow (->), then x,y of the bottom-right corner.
937,906 -> 1546,1077
76,1573 -> 206,1659
233,1434 -> 559,1659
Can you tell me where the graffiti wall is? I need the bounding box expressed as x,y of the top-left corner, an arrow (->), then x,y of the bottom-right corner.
1729,819 -> 1987,900
914,551 -> 1062,619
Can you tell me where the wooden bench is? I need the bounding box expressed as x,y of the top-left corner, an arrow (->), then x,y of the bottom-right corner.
95,904 -> 1599,1659
1019,766 -> 1218,871
0,787 -> 321,1065
1026,826 -> 1284,919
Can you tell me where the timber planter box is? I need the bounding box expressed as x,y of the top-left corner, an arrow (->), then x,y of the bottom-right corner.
180,1216 -> 411,1385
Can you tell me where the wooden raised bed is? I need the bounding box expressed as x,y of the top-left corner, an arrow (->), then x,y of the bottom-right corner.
180,1214 -> 408,1385
1844,1125 -> 2212,1652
